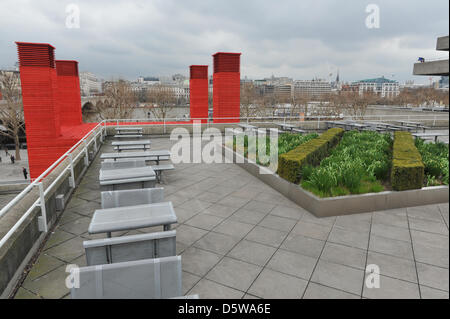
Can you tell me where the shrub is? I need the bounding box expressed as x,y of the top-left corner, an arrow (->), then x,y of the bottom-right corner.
301,131 -> 392,197
415,138 -> 449,186
278,128 -> 344,183
391,131 -> 424,191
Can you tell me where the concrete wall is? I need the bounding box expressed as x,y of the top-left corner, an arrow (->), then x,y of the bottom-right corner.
413,60 -> 449,76
0,128 -> 102,298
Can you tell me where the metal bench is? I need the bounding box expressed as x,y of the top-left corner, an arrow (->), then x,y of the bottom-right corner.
71,256 -> 182,299
114,145 -> 150,152
101,188 -> 164,209
151,164 -> 175,182
113,134 -> 143,139
84,230 -> 176,265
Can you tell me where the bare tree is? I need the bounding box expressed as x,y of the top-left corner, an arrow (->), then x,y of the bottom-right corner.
96,80 -> 136,120
147,84 -> 176,120
345,91 -> 376,119
290,91 -> 310,120
0,70 -> 24,160
240,82 -> 258,119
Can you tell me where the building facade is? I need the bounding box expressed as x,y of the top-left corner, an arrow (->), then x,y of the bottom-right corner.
293,79 -> 331,97
352,77 -> 400,98
80,72 -> 102,96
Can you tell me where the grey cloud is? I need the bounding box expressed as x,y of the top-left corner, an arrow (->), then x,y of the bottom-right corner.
0,0 -> 448,83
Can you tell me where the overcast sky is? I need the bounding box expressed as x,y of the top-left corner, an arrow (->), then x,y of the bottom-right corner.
0,0 -> 448,83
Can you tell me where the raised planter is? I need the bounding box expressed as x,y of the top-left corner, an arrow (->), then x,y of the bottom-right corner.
222,144 -> 449,217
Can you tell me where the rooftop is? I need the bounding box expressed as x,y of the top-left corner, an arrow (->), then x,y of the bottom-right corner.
11,136 -> 449,299
355,77 -> 398,84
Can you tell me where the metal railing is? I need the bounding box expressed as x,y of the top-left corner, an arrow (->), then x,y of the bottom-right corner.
0,113 -> 448,250
0,121 -> 106,249
105,113 -> 449,131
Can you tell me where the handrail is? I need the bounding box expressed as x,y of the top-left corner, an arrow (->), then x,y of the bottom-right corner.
0,121 -> 105,219
104,113 -> 449,124
0,121 -> 106,250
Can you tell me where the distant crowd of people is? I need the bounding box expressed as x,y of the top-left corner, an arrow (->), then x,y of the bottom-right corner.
0,145 -> 28,180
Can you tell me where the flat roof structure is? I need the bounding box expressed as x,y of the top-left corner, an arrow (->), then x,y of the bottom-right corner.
9,137 -> 449,299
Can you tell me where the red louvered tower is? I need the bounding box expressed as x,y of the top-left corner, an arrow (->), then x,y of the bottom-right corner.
189,65 -> 208,123
212,52 -> 241,123
16,42 -> 96,179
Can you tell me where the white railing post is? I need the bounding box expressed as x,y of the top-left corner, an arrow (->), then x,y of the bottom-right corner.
83,140 -> 89,166
37,182 -> 48,233
68,153 -> 76,188
94,135 -> 98,153
317,116 -> 321,129
163,119 -> 166,134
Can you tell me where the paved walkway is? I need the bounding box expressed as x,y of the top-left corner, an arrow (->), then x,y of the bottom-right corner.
13,137 -> 449,299
0,149 -> 29,183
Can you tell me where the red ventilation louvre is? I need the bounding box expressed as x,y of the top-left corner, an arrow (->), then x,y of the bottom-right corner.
190,65 -> 208,79
189,65 -> 208,121
212,52 -> 241,123
16,42 -> 55,68
56,60 -> 79,76
213,52 -> 241,73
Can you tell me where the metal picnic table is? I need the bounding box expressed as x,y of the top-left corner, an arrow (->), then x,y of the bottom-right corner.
412,132 -> 449,143
115,127 -> 143,135
276,123 -> 306,133
88,202 -> 177,238
238,123 -> 257,131
112,140 -> 151,152
100,166 -> 156,182
101,150 -> 171,165
394,121 -> 428,132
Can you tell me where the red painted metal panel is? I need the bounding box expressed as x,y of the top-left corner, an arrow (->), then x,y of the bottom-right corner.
56,60 -> 82,126
212,53 -> 241,123
213,52 -> 241,73
16,42 -> 92,179
189,65 -> 208,122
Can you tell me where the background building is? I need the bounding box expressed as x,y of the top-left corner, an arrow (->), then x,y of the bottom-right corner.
293,79 -> 331,97
80,72 -> 102,96
352,77 -> 400,98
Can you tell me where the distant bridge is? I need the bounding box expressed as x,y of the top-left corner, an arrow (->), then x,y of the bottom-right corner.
81,96 -> 106,110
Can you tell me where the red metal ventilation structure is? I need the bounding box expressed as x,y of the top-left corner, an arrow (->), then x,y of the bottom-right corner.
212,52 -> 241,123
56,60 -> 82,126
16,42 -> 96,179
189,65 -> 208,122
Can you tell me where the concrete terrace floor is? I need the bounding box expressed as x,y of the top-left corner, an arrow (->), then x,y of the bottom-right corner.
13,137 -> 449,299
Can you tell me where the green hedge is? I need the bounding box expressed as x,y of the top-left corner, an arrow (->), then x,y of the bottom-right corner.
391,131 -> 424,191
278,128 -> 344,183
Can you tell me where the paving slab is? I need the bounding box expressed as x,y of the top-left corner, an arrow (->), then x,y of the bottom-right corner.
248,268 -> 308,299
